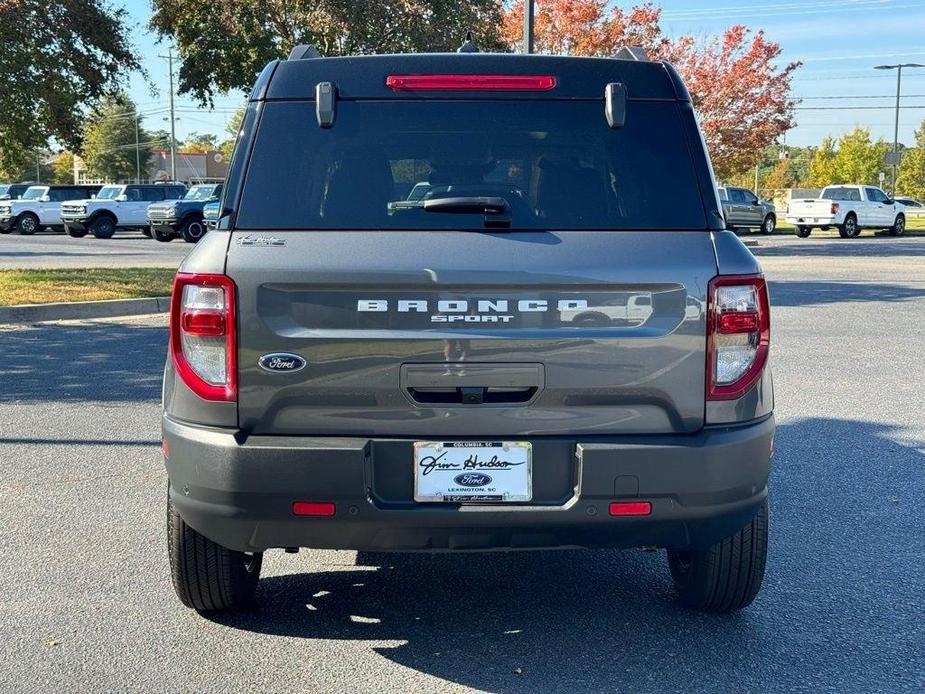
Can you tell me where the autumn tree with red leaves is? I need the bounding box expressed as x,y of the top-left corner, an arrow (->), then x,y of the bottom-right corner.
502,1 -> 799,179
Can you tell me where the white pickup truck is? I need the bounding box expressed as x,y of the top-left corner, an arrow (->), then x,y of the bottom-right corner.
786,184 -> 906,239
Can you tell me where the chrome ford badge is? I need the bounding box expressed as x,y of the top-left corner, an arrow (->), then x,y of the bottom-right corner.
258,353 -> 307,373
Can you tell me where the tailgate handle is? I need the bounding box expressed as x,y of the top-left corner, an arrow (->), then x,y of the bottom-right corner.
401,363 -> 544,406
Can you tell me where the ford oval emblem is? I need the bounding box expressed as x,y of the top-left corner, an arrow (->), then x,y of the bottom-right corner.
454,473 -> 492,487
258,353 -> 307,373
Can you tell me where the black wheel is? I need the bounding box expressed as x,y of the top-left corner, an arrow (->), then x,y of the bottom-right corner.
16,213 -> 39,235
65,224 -> 88,238
141,226 -> 152,238
667,501 -> 768,613
152,226 -> 175,242
0,226 -> 12,234
167,490 -> 262,611
761,213 -> 776,234
180,216 -> 207,243
795,225 -> 811,238
890,214 -> 905,237
90,215 -> 116,239
840,214 -> 860,238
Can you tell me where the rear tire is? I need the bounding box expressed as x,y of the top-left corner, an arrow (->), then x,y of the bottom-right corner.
16,213 -> 39,235
65,224 -> 88,238
167,490 -> 262,611
795,225 -> 811,238
890,214 -> 905,237
761,213 -> 776,234
839,214 -> 860,238
90,215 -> 116,239
180,216 -> 207,243
667,501 -> 768,613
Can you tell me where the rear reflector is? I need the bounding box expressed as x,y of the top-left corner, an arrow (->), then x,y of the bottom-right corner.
386,74 -> 557,92
609,501 -> 652,517
292,501 -> 336,517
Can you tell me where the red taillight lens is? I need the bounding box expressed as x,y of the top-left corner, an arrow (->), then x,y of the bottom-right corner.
292,502 -> 336,517
831,202 -> 839,215
386,74 -> 557,91
706,275 -> 770,401
170,273 -> 236,402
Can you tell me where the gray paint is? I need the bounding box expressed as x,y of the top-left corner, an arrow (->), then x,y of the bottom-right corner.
224,230 -> 718,437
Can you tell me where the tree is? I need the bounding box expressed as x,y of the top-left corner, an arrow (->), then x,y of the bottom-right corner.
183,132 -> 219,153
501,1 -> 799,180
832,128 -> 889,186
80,95 -> 152,182
51,152 -> 76,184
807,137 -> 837,188
150,0 -> 506,103
896,120 -> 925,199
219,107 -> 246,161
0,1 -> 141,173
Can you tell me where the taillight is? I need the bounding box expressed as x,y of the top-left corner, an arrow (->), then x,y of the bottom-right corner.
706,275 -> 770,401
170,273 -> 236,401
831,202 -> 839,215
385,74 -> 557,91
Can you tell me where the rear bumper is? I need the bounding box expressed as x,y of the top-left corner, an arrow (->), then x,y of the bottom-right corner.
785,215 -> 836,226
164,415 -> 774,553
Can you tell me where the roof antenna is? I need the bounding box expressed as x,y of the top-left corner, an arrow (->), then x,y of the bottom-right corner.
457,31 -> 480,53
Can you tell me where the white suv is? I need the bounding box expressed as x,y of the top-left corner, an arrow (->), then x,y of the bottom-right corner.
61,183 -> 186,239
0,185 -> 102,235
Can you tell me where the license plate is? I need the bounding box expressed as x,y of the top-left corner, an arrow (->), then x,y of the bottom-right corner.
413,441 -> 532,503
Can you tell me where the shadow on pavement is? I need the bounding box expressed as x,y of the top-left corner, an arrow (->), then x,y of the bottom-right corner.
205,417 -> 924,692
0,321 -> 166,402
769,280 -> 925,307
752,238 -> 925,257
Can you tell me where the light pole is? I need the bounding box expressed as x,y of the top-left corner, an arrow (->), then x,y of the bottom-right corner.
874,62 -> 924,195
523,0 -> 534,54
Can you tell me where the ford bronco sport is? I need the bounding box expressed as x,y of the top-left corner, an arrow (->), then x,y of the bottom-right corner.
163,45 -> 774,614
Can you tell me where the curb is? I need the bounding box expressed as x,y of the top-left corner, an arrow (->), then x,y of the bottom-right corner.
0,296 -> 171,324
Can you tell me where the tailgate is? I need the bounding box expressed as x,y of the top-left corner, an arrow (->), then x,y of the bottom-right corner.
790,199 -> 833,216
228,230 -> 716,437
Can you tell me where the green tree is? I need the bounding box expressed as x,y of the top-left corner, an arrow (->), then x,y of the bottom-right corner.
896,120 -> 925,199
833,127 -> 888,185
807,137 -> 838,187
183,132 -> 219,153
51,152 -> 76,184
0,1 -> 140,173
80,95 -> 152,182
219,106 -> 246,161
150,0 -> 506,103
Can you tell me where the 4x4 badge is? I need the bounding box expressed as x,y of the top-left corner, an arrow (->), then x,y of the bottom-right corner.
258,353 -> 307,373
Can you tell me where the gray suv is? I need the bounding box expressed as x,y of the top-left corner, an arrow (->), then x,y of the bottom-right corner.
718,186 -> 777,234
163,47 -> 774,614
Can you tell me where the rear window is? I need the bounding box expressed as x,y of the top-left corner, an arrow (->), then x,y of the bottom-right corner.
236,100 -> 707,230
822,187 -> 860,202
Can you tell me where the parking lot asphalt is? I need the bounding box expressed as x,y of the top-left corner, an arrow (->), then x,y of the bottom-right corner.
0,236 -> 923,692
0,229 -> 190,269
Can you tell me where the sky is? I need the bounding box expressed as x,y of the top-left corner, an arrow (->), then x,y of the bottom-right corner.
122,0 -> 925,149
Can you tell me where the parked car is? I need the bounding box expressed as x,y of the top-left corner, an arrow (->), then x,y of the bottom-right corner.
0,183 -> 33,201
148,183 -> 223,243
786,184 -> 906,238
0,184 -> 102,235
717,186 -> 776,234
202,199 -> 221,229
61,183 -> 186,239
894,197 -> 922,208
163,46 -> 774,615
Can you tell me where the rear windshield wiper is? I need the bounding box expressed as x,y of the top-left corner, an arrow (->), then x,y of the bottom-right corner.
422,196 -> 511,229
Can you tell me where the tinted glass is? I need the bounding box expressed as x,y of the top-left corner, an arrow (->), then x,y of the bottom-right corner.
142,188 -> 165,202
822,187 -> 860,202
728,189 -> 747,203
865,187 -> 887,203
237,100 -> 707,230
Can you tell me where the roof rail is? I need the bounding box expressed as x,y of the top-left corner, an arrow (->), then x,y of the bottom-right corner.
288,44 -> 322,60
615,46 -> 649,62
